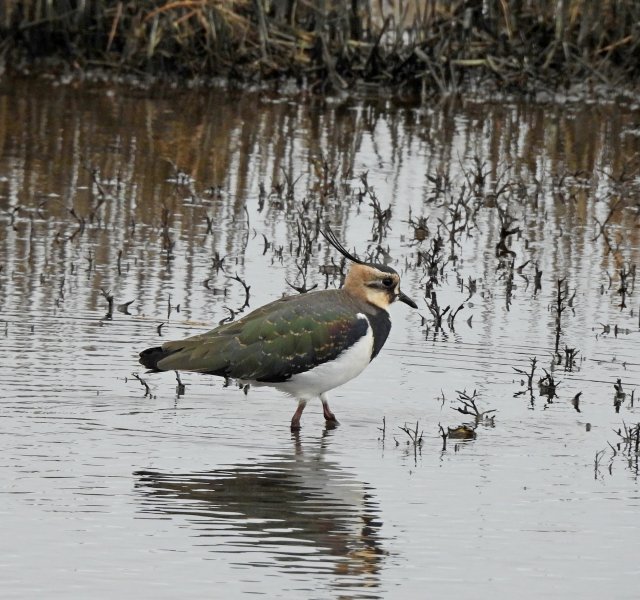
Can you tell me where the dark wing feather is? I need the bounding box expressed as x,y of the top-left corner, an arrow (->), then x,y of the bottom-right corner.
151,290 -> 370,382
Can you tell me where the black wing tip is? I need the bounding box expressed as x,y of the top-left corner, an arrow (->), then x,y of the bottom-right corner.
139,346 -> 168,371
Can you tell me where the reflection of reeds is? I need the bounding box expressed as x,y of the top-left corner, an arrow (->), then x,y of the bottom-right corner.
1,77 -> 640,326
2,1 -> 640,93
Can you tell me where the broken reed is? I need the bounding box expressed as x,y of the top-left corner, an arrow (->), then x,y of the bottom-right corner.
3,1 -> 640,95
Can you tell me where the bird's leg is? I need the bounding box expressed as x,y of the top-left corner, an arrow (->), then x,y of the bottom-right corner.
320,393 -> 339,425
290,400 -> 307,431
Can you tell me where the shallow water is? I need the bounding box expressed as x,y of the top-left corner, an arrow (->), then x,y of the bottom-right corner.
1,79 -> 640,598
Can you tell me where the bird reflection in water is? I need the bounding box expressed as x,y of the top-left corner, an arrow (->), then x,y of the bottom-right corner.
134,429 -> 385,595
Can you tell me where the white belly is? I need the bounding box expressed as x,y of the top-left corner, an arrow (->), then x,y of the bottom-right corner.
270,313 -> 374,400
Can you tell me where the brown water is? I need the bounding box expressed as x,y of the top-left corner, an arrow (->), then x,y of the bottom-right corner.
1,78 -> 640,598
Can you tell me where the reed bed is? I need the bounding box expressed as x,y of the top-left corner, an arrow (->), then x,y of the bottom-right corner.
2,0 -> 640,96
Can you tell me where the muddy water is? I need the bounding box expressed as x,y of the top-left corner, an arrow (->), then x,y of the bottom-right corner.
1,79 -> 640,598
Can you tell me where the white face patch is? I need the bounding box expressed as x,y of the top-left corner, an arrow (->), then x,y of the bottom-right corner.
364,284 -> 393,309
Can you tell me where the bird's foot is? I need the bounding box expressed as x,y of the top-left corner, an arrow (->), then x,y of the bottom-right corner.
322,404 -> 338,424
290,400 -> 306,431
324,417 -> 339,430
323,404 -> 339,428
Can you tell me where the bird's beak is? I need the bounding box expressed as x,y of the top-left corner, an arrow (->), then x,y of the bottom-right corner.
398,290 -> 418,309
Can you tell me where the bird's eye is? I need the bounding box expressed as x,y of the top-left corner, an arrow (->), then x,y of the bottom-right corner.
382,277 -> 394,287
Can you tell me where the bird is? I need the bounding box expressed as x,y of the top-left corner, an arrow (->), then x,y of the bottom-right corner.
139,228 -> 417,430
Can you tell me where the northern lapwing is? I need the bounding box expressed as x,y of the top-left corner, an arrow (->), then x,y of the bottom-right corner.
139,228 -> 417,430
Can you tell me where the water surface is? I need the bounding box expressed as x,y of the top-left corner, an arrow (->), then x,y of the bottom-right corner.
1,79 -> 640,598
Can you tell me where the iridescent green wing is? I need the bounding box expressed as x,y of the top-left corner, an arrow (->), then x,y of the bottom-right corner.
157,292 -> 369,381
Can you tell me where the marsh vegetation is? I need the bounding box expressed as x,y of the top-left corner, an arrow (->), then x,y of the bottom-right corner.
3,1 -> 640,98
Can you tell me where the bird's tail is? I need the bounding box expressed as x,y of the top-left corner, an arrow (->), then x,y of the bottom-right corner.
139,346 -> 175,371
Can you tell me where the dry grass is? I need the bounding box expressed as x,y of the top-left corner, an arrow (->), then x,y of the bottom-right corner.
2,1 -> 640,95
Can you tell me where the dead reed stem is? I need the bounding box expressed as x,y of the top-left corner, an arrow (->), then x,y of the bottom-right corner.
3,2 -> 640,95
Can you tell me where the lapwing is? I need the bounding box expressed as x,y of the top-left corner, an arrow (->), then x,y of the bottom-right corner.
139,228 -> 417,430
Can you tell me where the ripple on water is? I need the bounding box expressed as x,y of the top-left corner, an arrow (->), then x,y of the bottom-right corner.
1,79 -> 640,599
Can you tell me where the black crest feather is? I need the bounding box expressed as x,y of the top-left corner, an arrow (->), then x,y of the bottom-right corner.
320,226 -> 364,264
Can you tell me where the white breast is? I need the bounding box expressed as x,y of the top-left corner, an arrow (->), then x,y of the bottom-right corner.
271,313 -> 374,400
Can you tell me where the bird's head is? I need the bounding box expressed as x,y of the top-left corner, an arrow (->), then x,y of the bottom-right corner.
321,228 -> 418,311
